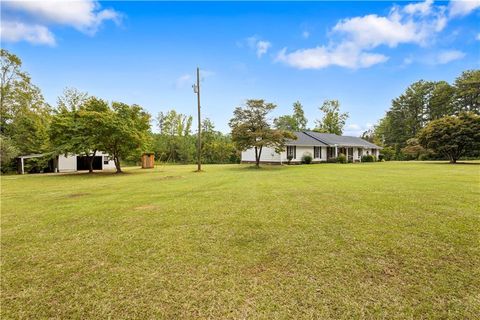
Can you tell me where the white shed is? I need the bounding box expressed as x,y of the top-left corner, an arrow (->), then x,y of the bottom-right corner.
17,152 -> 116,174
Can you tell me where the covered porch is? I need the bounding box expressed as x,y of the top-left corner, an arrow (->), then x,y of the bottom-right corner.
326,146 -> 365,162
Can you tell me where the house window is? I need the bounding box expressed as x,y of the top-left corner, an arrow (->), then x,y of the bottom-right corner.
287,146 -> 296,159
104,156 -> 109,165
314,147 -> 321,159
327,147 -> 336,159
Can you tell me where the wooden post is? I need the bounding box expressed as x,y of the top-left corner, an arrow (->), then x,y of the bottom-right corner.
196,67 -> 202,172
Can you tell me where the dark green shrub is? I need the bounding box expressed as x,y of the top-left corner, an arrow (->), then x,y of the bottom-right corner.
338,153 -> 347,164
378,154 -> 384,161
302,152 -> 312,164
380,146 -> 395,161
326,157 -> 338,163
361,155 -> 375,162
287,155 -> 293,164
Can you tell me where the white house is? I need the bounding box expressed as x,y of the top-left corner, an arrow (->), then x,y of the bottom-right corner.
241,131 -> 382,164
17,151 -> 116,174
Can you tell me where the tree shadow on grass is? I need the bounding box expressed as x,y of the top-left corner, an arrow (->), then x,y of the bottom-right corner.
41,169 -> 141,179
226,164 -> 290,172
416,161 -> 480,165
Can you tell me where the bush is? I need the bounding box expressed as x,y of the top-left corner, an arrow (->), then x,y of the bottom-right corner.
302,152 -> 312,164
378,154 -> 384,161
0,135 -> 19,173
287,155 -> 293,164
361,155 -> 375,162
326,157 -> 338,163
418,154 -> 429,161
380,146 -> 395,161
338,153 -> 347,164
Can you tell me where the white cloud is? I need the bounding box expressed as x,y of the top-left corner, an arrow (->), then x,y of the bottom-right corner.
332,3 -> 447,49
302,30 -> 310,39
449,0 -> 480,17
436,50 -> 466,64
404,0 -> 434,16
1,0 -> 121,45
404,56 -> 414,65
244,36 -> 271,58
175,74 -> 192,89
477,33 -> 480,40
275,0 -> 459,70
0,20 -> 55,45
256,40 -> 271,58
276,42 -> 388,70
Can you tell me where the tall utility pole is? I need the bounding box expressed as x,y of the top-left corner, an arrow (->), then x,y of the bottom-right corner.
193,67 -> 202,171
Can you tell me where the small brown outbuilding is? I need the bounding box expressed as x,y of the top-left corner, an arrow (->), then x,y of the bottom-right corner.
141,153 -> 155,169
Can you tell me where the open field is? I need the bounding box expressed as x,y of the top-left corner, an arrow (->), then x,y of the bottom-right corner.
1,162 -> 479,319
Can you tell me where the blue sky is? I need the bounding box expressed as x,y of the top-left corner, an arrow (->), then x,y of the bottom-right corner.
1,1 -> 479,135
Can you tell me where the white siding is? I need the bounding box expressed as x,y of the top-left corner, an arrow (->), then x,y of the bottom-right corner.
57,152 -> 116,172
241,147 -> 281,163
241,146 -> 380,163
97,151 -> 116,170
58,154 -> 76,172
241,145 -> 328,163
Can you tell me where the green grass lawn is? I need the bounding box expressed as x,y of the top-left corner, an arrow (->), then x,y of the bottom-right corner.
1,162 -> 479,319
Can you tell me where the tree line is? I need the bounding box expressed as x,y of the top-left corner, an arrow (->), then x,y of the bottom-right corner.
153,110 -> 239,164
362,70 -> 480,161
1,49 -> 355,173
0,49 -> 240,173
2,48 -> 478,172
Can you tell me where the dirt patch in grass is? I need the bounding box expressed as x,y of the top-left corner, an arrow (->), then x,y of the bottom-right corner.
134,205 -> 160,211
155,175 -> 184,181
65,193 -> 90,198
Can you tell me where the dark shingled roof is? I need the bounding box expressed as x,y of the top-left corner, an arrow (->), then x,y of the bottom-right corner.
305,131 -> 381,148
285,132 -> 328,146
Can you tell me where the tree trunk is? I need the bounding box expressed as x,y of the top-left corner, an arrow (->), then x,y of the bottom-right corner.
254,146 -> 259,167
256,147 -> 263,167
448,152 -> 457,164
88,150 -> 97,173
114,155 -> 122,173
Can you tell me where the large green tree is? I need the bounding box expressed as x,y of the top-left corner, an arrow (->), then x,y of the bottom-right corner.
201,118 -> 237,163
274,101 -> 308,131
155,110 -> 194,163
93,102 -> 151,173
0,134 -> 19,172
453,70 -> 480,114
50,91 -> 109,173
229,99 -> 295,167
1,49 -> 27,133
418,112 -> 480,163
1,49 -> 51,159
314,99 -> 349,135
371,70 -> 480,159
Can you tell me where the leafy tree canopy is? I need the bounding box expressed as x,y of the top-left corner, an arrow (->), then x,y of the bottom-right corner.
93,102 -> 152,173
274,101 -> 308,131
1,49 -> 51,157
229,99 -> 295,167
418,112 -> 480,163
314,99 -> 349,135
